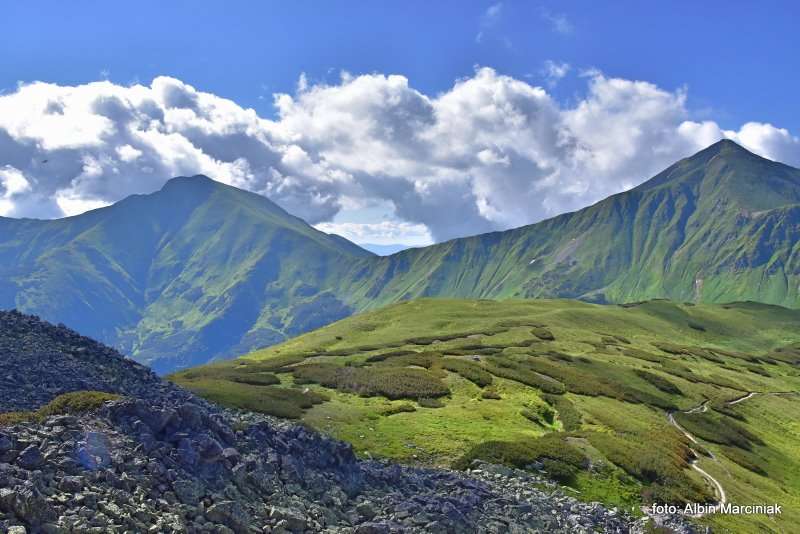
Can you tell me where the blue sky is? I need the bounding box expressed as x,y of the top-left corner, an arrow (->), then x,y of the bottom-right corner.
1,1 -> 799,246
5,1 -> 798,130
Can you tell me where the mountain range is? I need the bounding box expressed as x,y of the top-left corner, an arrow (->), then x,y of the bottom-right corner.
1,139 -> 798,373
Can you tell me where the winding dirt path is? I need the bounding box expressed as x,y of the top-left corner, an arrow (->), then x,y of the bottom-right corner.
667,402 -> 727,515
662,391 -> 799,517
684,400 -> 709,414
726,391 -> 758,405
690,461 -> 727,508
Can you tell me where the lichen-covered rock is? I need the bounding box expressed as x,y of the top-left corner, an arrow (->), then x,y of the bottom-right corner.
15,445 -> 43,470
0,485 -> 56,526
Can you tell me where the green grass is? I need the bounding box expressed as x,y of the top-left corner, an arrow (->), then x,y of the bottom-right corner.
441,359 -> 493,387
453,433 -> 587,483
0,391 -> 120,426
170,297 -> 800,532
292,363 -> 450,400
572,468 -> 643,515
542,393 -> 582,431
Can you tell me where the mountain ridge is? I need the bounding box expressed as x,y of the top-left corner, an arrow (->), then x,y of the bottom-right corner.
338,139 -> 800,310
2,140 -> 799,372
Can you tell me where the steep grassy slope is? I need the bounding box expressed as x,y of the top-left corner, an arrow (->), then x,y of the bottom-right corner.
2,140 -> 800,373
341,140 -> 800,310
172,298 -> 800,533
0,176 -> 372,373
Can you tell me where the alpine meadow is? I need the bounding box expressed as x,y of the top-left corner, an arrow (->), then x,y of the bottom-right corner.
172,297 -> 800,532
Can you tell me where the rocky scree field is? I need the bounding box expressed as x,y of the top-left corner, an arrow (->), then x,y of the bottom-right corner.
0,309 -> 672,533
172,298 -> 800,534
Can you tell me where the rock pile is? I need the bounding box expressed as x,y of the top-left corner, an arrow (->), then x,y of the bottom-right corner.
0,310 -> 184,412
0,397 -> 649,533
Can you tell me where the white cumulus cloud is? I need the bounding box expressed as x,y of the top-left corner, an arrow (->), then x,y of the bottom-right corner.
0,165 -> 32,216
0,69 -> 798,242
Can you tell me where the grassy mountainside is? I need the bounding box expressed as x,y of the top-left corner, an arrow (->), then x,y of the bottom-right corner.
2,140 -> 800,373
341,140 -> 800,310
0,176 -> 372,373
172,298 -> 800,533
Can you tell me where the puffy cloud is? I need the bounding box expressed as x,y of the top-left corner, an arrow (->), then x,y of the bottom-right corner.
485,2 -> 503,20
0,76 -> 350,223
727,122 -> 800,167
0,166 -> 32,216
0,69 -> 798,242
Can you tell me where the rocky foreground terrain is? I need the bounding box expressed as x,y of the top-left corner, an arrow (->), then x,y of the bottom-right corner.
0,310 -> 697,533
0,311 -> 177,412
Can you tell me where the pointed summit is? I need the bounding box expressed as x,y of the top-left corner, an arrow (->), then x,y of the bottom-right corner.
686,138 -> 763,165
149,174 -> 305,225
161,174 -> 217,189
632,139 -> 800,210
705,138 -> 749,153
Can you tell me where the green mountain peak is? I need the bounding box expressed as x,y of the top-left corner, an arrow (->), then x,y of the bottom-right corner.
0,175 -> 371,372
633,139 -> 800,211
